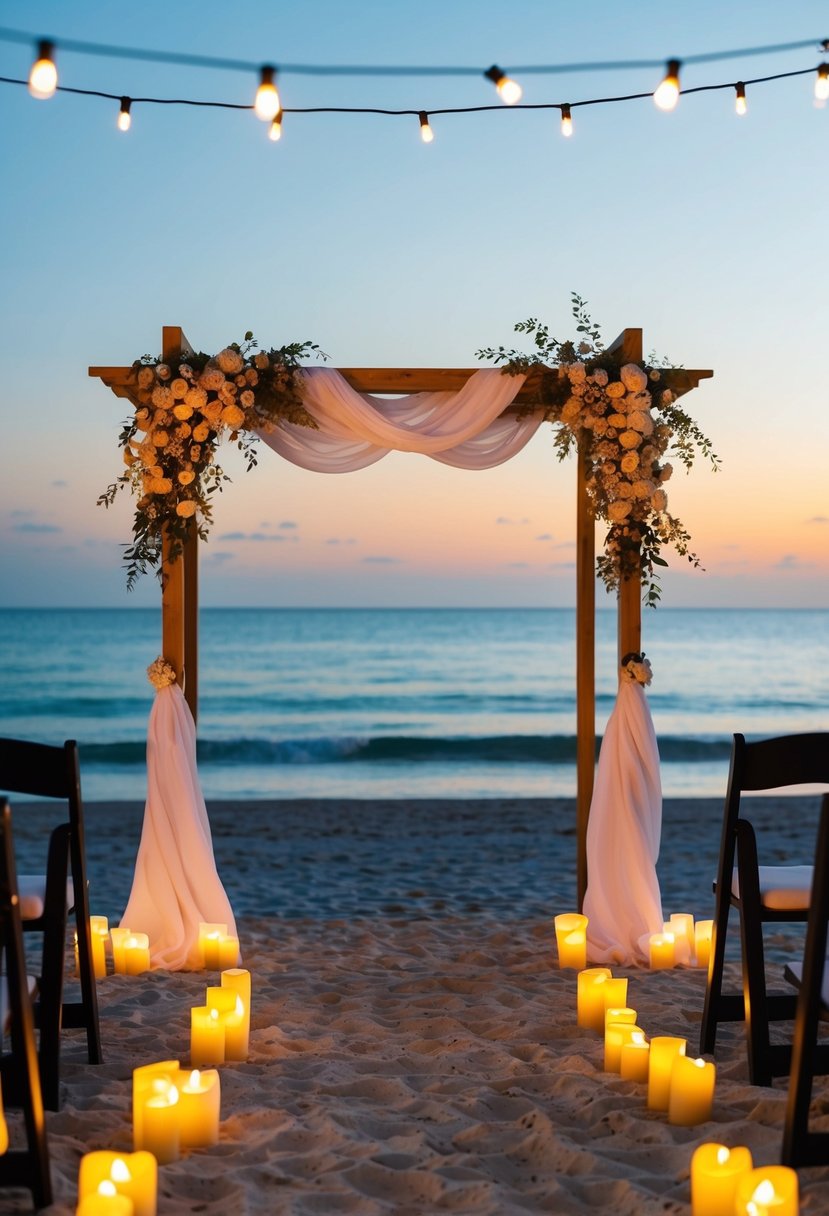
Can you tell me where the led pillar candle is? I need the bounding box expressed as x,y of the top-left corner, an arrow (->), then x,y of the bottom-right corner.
78,1152 -> 157,1216
649,932 -> 676,970
141,1082 -> 179,1165
0,1076 -> 8,1154
695,920 -> 713,969
221,968 -> 251,1059
133,1060 -> 180,1151
600,977 -> 628,1020
734,1166 -> 799,1216
605,1023 -> 646,1073
576,968 -> 612,1030
668,1054 -> 716,1125
604,1006 -> 637,1031
669,914 -> 695,966
110,927 -> 132,975
191,1005 -> 225,1066
691,1144 -> 754,1216
89,916 -> 109,979
554,913 -> 588,970
619,1031 -> 650,1082
177,1069 -> 221,1148
77,1184 -> 135,1216
123,933 -> 150,976
647,1036 -> 686,1110
198,923 -> 239,970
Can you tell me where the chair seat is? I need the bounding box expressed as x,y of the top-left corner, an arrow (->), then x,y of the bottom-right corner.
1,974 -> 39,1034
17,874 -> 75,921
731,864 -> 813,911
784,961 -> 829,1013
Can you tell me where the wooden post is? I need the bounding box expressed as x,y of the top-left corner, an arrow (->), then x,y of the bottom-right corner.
183,518 -> 199,723
575,433 -> 595,909
608,328 -> 644,662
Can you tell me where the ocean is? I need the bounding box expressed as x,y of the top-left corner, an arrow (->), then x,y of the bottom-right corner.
0,608 -> 826,802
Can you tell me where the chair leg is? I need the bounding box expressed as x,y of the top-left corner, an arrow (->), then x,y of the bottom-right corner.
736,821 -> 773,1086
70,831 -> 103,1064
36,824 -> 71,1111
700,888 -> 736,1056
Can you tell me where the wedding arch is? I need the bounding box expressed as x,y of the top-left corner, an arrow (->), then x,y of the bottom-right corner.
90,322 -> 711,942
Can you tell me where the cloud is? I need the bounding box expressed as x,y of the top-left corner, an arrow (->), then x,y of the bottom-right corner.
278,520 -> 298,530
496,516 -> 530,526
326,537 -> 357,546
13,522 -> 62,534
807,515 -> 829,524
10,509 -> 33,519
535,533 -> 553,542
362,556 -> 402,564
775,554 -> 813,570
217,531 -> 295,543
555,541 -> 576,550
209,552 -> 235,563
51,479 -> 68,488
507,561 -> 529,568
550,561 -> 577,570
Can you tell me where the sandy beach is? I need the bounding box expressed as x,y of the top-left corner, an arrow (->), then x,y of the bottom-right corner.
5,796 -> 829,1213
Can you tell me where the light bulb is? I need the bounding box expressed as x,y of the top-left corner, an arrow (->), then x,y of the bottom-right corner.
255,65 -> 280,121
117,97 -> 132,132
560,103 -> 573,137
815,63 -> 829,102
734,82 -> 747,115
653,59 -> 681,111
29,39 -> 57,100
418,111 -> 434,143
484,65 -> 522,105
269,111 -> 283,141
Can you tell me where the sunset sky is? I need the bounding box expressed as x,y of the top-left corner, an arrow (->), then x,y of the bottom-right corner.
1,0 -> 827,608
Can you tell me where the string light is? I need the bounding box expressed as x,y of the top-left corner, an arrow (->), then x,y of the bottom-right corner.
815,62 -> 829,100
268,109 -> 282,140
653,59 -> 681,110
254,64 -> 280,120
117,95 -> 132,131
484,64 -> 522,104
418,110 -> 434,142
28,38 -> 56,99
734,81 -> 747,114
560,102 -> 573,136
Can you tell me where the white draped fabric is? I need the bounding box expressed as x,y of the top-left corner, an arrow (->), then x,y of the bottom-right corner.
121,683 -> 237,970
257,366 -> 542,472
583,680 -> 664,966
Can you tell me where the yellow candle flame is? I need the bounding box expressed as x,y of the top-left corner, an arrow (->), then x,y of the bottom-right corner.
693,1057 -> 707,1069
752,1180 -> 777,1204
631,1031 -> 646,1046
716,1146 -> 730,1165
126,936 -> 139,949
189,1069 -> 201,1087
209,1008 -> 220,1022
207,931 -> 221,941
110,1159 -> 132,1183
99,1181 -> 117,1197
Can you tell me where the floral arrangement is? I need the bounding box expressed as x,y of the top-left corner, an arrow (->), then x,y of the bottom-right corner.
146,656 -> 177,689
99,335 -> 324,588
478,295 -> 719,605
621,651 -> 653,686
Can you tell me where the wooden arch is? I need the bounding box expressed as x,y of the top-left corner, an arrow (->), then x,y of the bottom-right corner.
91,326 -> 712,904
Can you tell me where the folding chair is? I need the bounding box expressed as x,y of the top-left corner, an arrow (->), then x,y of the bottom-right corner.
0,738 -> 102,1111
781,793 -> 829,1167
0,799 -> 53,1209
699,731 -> 829,1086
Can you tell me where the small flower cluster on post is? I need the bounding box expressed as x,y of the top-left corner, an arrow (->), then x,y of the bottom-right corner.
99,336 -> 322,588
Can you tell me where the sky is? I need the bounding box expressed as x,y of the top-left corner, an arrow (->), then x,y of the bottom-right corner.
1,0 -> 827,609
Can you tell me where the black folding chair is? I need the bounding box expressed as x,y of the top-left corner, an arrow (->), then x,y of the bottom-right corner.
0,738 -> 102,1111
781,793 -> 829,1166
699,732 -> 829,1086
0,799 -> 53,1209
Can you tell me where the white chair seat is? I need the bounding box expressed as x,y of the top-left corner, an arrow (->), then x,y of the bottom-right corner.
17,874 -> 75,921
731,864 -> 813,911
1,974 -> 39,1033
784,960 -> 829,1012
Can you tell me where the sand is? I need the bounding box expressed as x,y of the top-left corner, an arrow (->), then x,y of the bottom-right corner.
5,797 -> 828,1213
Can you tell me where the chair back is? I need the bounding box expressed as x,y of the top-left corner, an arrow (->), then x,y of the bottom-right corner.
732,732 -> 829,795
0,737 -> 82,812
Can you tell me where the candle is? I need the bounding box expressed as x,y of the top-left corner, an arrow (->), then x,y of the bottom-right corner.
221,968 -> 251,1060
691,1144 -> 754,1216
605,1006 -> 637,1031
133,1060 -> 180,1151
576,967 -> 612,1030
78,1152 -> 157,1216
668,1054 -> 716,1125
177,1068 -> 221,1148
77,1183 -> 135,1216
600,977 -> 628,1020
110,927 -> 132,975
89,915 -> 110,980
554,913 -> 588,970
734,1166 -> 799,1216
0,1076 -> 8,1155
619,1031 -> 650,1082
191,1005 -> 225,1066
649,932 -> 676,970
695,920 -> 714,970
141,1081 -> 179,1165
669,914 -> 695,966
605,1022 -> 645,1073
123,933 -> 151,976
647,1036 -> 686,1110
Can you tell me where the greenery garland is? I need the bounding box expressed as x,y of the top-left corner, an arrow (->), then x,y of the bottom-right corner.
477,294 -> 719,605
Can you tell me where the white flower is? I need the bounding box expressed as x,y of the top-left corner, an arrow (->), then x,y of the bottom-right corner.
147,656 -> 177,689
629,410 -> 655,436
560,398 -> 582,425
176,500 -> 197,517
659,463 -> 673,482
651,488 -> 668,512
200,368 -> 225,391
179,364 -> 194,380
607,499 -> 632,522
185,386 -> 208,410
649,369 -> 661,382
621,653 -> 653,685
632,478 -> 654,499
239,390 -> 255,408
605,381 -> 626,399
567,362 -> 587,384
591,368 -> 609,387
254,352 -> 269,370
216,347 -> 244,375
661,389 -> 674,404
620,452 -> 639,475
170,378 -> 189,399
151,385 -> 172,408
620,363 -> 648,393
222,404 -> 245,428
136,367 -> 154,389
156,364 -> 171,381
619,430 -> 641,450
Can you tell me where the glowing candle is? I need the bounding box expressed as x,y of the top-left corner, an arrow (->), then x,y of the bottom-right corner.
177,1068 -> 221,1148
132,1060 -> 180,1151
669,913 -> 695,966
0,1076 -> 8,1155
576,967 -> 612,1030
604,1006 -> 637,1031
221,968 -> 251,1059
78,1152 -> 157,1216
141,1081 -> 179,1165
88,915 -> 109,979
605,1022 -> 646,1073
619,1031 -> 650,1082
691,1144 -> 754,1216
668,1054 -> 716,1125
649,932 -> 675,970
76,1183 -> 135,1215
191,1005 -> 225,1066
695,920 -> 713,969
734,1166 -> 799,1216
198,923 -> 238,969
110,927 -> 132,975
647,1036 -> 686,1110
554,913 -> 588,969
123,933 -> 151,976
600,977 -> 628,1019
